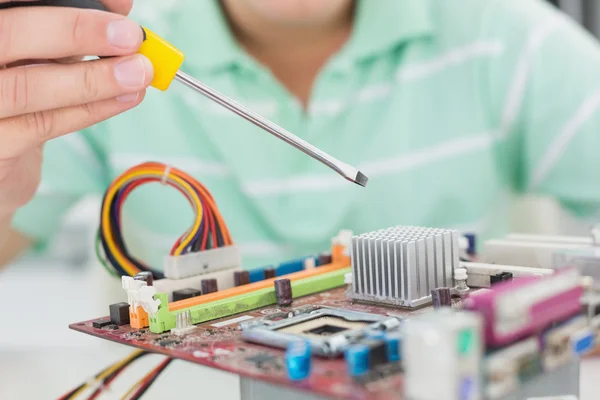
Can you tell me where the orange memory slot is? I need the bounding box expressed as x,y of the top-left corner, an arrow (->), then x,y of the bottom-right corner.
169,262 -> 344,311
168,245 -> 350,311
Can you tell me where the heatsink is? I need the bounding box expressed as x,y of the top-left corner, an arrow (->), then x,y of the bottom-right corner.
349,226 -> 460,308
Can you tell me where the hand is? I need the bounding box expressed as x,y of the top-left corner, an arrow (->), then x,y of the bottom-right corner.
0,0 -> 153,216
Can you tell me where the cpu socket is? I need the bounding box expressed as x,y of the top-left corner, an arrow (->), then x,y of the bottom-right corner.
240,307 -> 401,357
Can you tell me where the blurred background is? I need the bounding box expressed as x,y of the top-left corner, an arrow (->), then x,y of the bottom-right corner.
1,1 -> 600,399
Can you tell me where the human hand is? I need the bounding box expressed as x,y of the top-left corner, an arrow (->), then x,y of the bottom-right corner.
0,0 -> 153,216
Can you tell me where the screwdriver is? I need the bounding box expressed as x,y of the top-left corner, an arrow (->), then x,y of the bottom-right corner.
0,0 -> 368,187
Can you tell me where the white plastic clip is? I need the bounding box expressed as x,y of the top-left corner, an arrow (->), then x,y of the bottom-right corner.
161,164 -> 173,185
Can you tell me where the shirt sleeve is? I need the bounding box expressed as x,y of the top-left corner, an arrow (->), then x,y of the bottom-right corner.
483,0 -> 600,219
11,126 -> 108,251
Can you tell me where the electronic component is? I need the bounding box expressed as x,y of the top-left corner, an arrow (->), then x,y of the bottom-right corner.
362,338 -> 388,368
485,337 -> 539,399
109,302 -> 130,326
92,319 -> 113,329
345,344 -> 370,377
431,287 -> 452,308
285,340 -> 312,381
453,267 -> 469,297
150,267 -> 350,333
163,245 -> 241,279
201,278 -> 218,294
171,310 -> 197,336
134,271 -> 153,286
264,268 -> 276,279
463,268 -> 583,347
274,279 -> 293,307
490,272 -> 512,285
172,288 -> 202,302
403,309 -> 483,400
349,225 -> 460,308
385,334 -> 401,362
154,267 -> 240,302
241,307 -> 396,357
541,315 -> 588,370
462,262 -> 552,289
319,252 -> 332,266
234,271 -> 250,286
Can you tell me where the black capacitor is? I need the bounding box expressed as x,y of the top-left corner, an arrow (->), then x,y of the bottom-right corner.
431,287 -> 452,308
318,252 -> 332,266
134,271 -> 153,286
274,278 -> 293,307
264,267 -> 276,279
173,288 -> 202,301
362,338 -> 388,367
201,278 -> 218,294
109,302 -> 130,326
234,270 -> 250,286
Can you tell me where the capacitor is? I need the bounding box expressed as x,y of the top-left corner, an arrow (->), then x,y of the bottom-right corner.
133,271 -> 153,286
431,287 -> 452,308
318,252 -> 332,266
201,278 -> 218,294
285,340 -> 311,381
264,267 -> 276,279
234,270 -> 250,286
385,334 -> 401,362
345,344 -> 369,377
274,278 -> 293,307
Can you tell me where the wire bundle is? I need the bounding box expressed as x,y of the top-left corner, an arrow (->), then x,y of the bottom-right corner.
58,350 -> 173,400
97,161 -> 233,279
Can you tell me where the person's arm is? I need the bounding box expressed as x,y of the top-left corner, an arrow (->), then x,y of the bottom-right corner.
0,222 -> 32,269
483,0 -> 600,218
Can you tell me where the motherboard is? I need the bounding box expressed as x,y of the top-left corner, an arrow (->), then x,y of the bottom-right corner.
66,162 -> 600,400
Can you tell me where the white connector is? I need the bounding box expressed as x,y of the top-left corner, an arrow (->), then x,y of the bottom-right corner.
154,267 -> 241,302
164,245 -> 241,279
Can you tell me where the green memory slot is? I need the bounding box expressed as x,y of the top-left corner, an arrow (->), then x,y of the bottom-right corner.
149,267 -> 351,333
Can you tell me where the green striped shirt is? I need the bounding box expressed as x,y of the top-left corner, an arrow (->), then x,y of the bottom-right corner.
13,0 -> 600,268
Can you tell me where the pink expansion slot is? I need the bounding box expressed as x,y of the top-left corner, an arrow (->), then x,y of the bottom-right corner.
464,268 -> 583,347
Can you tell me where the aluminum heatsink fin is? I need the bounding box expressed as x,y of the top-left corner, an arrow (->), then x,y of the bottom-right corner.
348,226 -> 461,308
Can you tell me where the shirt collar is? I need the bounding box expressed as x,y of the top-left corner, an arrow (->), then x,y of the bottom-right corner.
340,0 -> 434,64
176,0 -> 434,73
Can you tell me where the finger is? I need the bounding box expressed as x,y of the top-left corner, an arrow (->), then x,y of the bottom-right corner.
0,90 -> 146,156
0,0 -> 132,15
0,54 -> 153,118
0,7 -> 144,65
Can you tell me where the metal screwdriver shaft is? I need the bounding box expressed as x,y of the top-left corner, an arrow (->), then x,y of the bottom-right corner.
174,71 -> 368,187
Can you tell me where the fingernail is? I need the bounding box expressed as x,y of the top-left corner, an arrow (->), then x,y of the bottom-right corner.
114,56 -> 150,87
116,92 -> 140,103
107,19 -> 141,49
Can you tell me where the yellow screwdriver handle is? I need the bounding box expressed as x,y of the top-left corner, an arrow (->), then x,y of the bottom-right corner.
139,28 -> 185,91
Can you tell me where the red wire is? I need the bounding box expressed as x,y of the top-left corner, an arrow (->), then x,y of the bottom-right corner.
128,358 -> 172,400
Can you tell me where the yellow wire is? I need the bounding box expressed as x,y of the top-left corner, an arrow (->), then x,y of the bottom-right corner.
101,169 -> 203,275
68,350 -> 145,399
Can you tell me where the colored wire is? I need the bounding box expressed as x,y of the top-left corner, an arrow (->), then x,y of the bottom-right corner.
58,350 -> 146,400
97,161 -> 233,279
120,357 -> 173,400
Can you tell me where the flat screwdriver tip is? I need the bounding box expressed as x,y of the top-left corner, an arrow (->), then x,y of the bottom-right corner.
354,171 -> 368,187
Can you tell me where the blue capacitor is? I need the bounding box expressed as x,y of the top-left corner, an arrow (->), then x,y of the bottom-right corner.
345,344 -> 370,377
286,340 -> 312,381
385,335 -> 401,362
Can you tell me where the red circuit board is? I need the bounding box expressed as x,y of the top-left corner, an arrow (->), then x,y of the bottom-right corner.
71,287 -> 461,400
